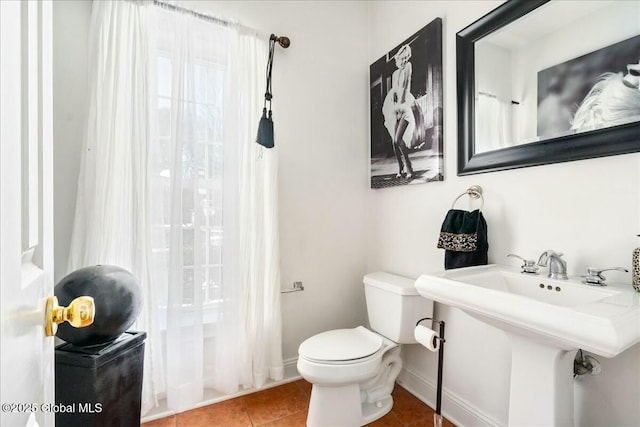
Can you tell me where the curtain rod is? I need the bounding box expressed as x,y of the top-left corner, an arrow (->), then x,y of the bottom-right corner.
152,0 -> 290,48
477,91 -> 519,105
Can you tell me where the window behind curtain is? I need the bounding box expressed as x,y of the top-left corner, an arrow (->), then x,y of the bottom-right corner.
149,19 -> 229,321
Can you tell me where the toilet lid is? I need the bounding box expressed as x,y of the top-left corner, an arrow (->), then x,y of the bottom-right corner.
299,327 -> 383,362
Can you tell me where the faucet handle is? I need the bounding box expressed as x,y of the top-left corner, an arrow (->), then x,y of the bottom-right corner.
508,254 -> 539,274
581,267 -> 629,286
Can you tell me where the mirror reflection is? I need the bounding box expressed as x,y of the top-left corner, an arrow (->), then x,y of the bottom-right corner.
474,0 -> 640,154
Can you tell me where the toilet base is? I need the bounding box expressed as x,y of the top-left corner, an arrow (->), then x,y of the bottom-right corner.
306,383 -> 393,427
304,346 -> 402,427
362,396 -> 393,424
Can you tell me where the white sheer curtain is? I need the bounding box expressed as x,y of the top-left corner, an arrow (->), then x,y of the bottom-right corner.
212,29 -> 283,394
68,0 -> 283,415
475,92 -> 513,152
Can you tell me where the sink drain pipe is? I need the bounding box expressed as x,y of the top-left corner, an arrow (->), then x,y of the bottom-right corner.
416,318 -> 446,427
574,349 -> 601,377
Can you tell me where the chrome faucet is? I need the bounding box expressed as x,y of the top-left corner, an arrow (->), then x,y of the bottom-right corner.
537,250 -> 568,280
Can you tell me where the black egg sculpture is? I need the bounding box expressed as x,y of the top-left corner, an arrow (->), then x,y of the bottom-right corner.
55,265 -> 142,346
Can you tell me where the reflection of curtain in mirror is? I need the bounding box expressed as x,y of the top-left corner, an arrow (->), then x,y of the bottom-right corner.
475,92 -> 512,152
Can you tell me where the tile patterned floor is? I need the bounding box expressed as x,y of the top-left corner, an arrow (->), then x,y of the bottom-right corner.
142,380 -> 456,427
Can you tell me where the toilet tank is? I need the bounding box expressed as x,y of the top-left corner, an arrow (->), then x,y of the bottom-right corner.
364,272 -> 433,344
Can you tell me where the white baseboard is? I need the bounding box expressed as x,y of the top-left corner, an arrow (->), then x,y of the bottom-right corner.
283,356 -> 300,379
396,367 -> 503,427
142,358 -> 501,426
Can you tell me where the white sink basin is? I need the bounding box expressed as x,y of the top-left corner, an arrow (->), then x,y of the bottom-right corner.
416,264 -> 640,357
451,267 -> 618,307
416,264 -> 640,426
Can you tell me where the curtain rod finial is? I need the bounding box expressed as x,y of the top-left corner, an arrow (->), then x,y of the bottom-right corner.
275,36 -> 290,49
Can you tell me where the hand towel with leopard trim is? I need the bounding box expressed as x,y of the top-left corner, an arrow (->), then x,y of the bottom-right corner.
437,209 -> 488,270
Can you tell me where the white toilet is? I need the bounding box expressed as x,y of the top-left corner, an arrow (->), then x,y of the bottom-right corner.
297,272 -> 434,427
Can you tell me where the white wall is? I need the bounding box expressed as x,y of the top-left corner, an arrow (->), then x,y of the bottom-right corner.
185,0 -> 371,362
475,41 -> 512,102
52,0 -> 91,283
367,1 -> 640,426
52,0 -> 370,362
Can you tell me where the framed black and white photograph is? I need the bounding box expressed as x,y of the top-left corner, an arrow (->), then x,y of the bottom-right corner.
369,18 -> 443,189
537,34 -> 640,138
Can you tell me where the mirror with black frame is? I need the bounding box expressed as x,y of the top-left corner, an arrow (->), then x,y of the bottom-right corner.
457,0 -> 640,175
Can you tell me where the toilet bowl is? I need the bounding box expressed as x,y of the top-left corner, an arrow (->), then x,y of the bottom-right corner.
297,272 -> 433,427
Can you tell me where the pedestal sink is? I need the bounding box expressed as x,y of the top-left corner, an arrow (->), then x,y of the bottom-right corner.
415,265 -> 640,427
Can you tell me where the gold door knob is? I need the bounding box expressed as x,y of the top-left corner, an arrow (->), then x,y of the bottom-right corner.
45,296 -> 95,337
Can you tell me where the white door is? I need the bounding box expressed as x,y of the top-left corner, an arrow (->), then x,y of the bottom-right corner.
1,1 -> 55,426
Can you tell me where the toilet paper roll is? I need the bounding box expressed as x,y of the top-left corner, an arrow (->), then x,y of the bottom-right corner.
414,325 -> 440,352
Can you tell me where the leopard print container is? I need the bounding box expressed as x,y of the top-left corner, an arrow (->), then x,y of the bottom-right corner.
633,244 -> 640,292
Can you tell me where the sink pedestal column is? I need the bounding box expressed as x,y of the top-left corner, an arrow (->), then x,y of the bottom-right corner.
507,333 -> 578,427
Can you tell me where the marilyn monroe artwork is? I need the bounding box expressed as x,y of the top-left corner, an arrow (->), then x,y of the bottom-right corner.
537,34 -> 640,138
369,18 -> 443,189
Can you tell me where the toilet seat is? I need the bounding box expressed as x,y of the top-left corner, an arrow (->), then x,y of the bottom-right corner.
299,326 -> 383,364
297,326 -> 396,387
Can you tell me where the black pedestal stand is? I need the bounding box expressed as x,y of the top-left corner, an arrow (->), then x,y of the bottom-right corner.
416,318 -> 446,427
